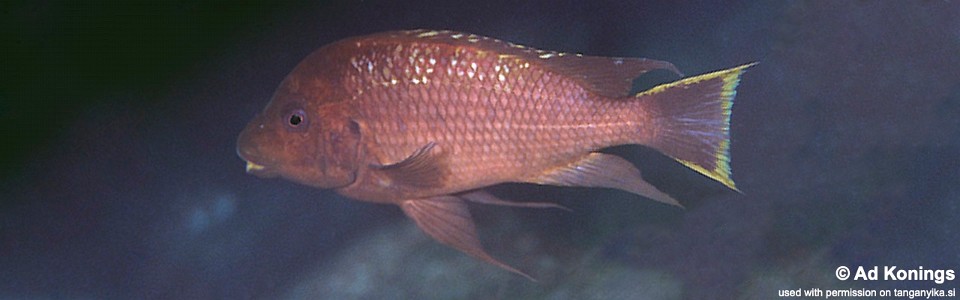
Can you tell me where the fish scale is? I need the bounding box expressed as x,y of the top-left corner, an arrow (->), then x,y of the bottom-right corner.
237,30 -> 753,279
351,43 -> 634,196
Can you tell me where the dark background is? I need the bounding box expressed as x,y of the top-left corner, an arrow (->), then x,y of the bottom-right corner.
2,1 -> 958,299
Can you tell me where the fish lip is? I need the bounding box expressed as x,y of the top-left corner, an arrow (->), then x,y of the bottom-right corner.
245,161 -> 266,172
243,160 -> 278,178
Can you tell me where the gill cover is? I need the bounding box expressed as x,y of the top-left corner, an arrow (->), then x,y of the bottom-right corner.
315,114 -> 363,188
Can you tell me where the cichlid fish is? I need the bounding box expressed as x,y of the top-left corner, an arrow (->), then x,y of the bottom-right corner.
237,29 -> 753,280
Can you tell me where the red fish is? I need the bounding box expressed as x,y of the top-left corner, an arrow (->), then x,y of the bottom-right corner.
237,29 -> 753,280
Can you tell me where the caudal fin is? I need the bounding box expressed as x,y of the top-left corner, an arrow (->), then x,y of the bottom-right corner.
637,63 -> 755,191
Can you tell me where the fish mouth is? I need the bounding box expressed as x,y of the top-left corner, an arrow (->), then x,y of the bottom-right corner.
237,129 -> 279,178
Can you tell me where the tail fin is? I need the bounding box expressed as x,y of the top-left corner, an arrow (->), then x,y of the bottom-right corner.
637,63 -> 755,191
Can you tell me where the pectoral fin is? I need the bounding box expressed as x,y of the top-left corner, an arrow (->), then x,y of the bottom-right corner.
371,142 -> 446,188
523,152 -> 682,207
400,196 -> 535,281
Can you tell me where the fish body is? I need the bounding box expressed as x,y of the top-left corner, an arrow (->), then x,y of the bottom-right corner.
237,29 -> 752,279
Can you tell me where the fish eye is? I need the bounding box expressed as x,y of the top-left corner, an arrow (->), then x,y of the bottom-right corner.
285,109 -> 308,129
289,113 -> 303,126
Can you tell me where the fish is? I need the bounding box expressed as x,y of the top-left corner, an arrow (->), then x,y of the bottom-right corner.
237,29 -> 753,280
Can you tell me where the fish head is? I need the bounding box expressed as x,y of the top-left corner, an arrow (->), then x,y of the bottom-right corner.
237,57 -> 361,189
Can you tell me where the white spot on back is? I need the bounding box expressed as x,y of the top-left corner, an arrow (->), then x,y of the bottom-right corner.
417,31 -> 440,38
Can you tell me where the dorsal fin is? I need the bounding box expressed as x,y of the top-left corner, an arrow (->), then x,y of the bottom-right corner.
353,30 -> 682,98
536,54 -> 682,97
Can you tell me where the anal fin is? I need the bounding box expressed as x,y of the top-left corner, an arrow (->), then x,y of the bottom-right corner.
460,190 -> 570,211
523,152 -> 682,207
400,196 -> 536,281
